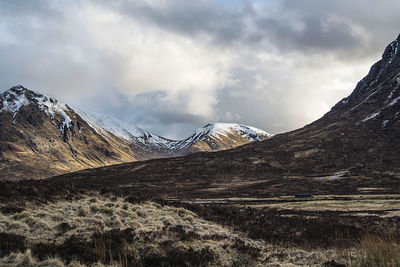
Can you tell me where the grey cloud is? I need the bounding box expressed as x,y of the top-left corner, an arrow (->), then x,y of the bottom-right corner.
276,0 -> 400,57
254,16 -> 360,53
0,0 -> 57,17
102,0 -> 399,60
104,0 -> 246,45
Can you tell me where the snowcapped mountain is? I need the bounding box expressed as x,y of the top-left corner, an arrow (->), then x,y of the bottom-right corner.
74,110 -> 273,153
1,85 -> 74,139
76,109 -> 146,141
174,123 -> 273,152
66,107 -> 273,154
74,109 -> 182,153
0,86 -> 142,180
0,86 -> 272,180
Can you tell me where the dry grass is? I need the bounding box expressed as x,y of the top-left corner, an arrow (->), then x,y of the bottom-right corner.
1,196 -> 232,244
233,195 -> 400,217
0,250 -> 118,267
344,236 -> 400,267
0,250 -> 71,267
0,196 -> 343,266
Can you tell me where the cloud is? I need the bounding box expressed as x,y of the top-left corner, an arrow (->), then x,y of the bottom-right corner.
0,0 -> 399,138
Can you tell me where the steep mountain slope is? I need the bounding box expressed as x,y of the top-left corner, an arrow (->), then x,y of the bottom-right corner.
0,86 -> 139,180
11,34 -> 399,200
74,109 -> 180,159
237,34 -> 400,174
0,87 -> 271,180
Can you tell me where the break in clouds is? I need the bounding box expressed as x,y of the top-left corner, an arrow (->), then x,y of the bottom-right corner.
0,0 -> 400,138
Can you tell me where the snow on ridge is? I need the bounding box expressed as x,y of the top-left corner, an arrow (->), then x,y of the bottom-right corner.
74,108 -> 175,148
35,95 -> 73,135
175,123 -> 272,149
206,123 -> 272,139
1,86 -> 73,134
1,86 -> 273,151
0,86 -> 179,149
75,108 -> 145,141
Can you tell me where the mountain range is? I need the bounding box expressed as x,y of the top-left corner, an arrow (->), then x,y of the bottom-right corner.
5,34 -> 398,200
0,87 -> 271,180
1,34 -> 400,185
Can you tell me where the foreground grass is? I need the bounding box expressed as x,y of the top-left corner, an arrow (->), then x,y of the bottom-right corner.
2,195 -> 399,266
345,236 -> 400,267
0,196 -> 341,266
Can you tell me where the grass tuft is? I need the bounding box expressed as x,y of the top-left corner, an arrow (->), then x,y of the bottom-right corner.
346,236 -> 400,267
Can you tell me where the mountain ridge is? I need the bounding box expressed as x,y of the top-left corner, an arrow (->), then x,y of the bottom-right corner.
0,86 -> 271,180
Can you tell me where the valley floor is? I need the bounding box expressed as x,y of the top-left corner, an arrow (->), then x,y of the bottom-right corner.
1,194 -> 400,266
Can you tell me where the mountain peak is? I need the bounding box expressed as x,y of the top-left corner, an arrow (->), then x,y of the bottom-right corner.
201,122 -> 272,139
332,34 -> 400,111
2,85 -> 58,107
1,85 -> 64,115
382,34 -> 400,67
6,85 -> 42,98
173,122 -> 273,151
327,34 -> 400,130
369,34 -> 399,79
9,84 -> 26,91
1,85 -> 32,117
1,85 -> 74,139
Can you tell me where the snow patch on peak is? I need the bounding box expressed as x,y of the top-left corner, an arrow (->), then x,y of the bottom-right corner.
1,86 -> 73,135
203,123 -> 272,140
175,123 -> 272,149
0,88 -> 30,118
209,123 -> 272,141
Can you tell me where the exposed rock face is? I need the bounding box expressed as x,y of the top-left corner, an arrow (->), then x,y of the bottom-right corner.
0,87 -> 271,180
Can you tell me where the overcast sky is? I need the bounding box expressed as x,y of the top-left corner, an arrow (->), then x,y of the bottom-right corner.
1,0 -> 399,139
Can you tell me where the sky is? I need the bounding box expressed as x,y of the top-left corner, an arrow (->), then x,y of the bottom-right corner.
0,0 -> 400,139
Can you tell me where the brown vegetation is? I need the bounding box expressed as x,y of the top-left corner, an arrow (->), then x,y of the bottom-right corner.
0,196 -> 349,266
